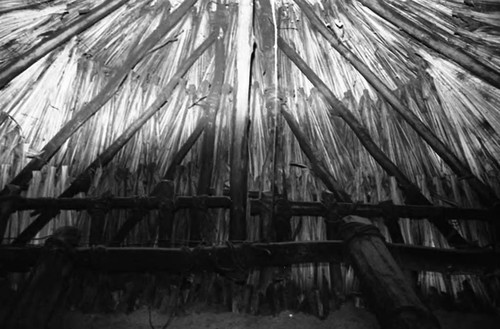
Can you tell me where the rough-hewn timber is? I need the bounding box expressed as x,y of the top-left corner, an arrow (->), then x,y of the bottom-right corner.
1,241 -> 498,274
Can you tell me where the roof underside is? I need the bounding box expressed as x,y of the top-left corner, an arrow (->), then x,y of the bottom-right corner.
0,0 -> 500,303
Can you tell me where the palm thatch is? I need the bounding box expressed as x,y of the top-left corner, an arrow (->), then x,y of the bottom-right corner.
1,0 -> 499,316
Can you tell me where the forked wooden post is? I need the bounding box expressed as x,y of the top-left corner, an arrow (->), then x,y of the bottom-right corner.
338,215 -> 440,329
4,227 -> 81,329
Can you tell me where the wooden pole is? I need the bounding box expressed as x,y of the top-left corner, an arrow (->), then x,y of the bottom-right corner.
278,37 -> 469,247
230,0 -> 253,241
11,34 -> 216,246
109,112 -> 211,246
88,197 -> 110,245
295,0 -> 498,207
4,195 -> 497,220
194,5 -> 227,242
281,105 -> 351,202
197,6 -> 226,196
0,0 -> 130,89
157,180 -> 175,247
0,185 -> 21,244
2,241 -> 499,275
4,227 -> 81,329
255,0 -> 280,231
163,119 -> 207,180
338,215 -> 440,329
356,0 -> 500,90
3,195 -> 497,220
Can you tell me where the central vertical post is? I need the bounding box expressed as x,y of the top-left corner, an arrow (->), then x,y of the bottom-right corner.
230,0 -> 253,241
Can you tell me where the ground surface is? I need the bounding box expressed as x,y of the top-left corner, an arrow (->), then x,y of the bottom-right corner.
61,302 -> 500,329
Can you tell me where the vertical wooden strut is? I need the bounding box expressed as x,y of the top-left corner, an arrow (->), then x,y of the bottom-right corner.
278,37 -> 470,248
294,0 -> 498,207
338,216 -> 440,329
230,0 -> 253,241
194,4 -> 227,242
157,180 -> 175,247
0,0 -> 131,89
255,0 -> 279,229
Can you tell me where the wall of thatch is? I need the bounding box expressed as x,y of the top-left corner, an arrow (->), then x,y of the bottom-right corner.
1,0 -> 500,311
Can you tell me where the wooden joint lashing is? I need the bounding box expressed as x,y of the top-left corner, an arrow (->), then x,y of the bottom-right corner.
154,180 -> 175,211
159,198 -> 175,212
192,195 -> 210,212
88,195 -> 111,246
274,198 -> 292,220
321,191 -> 338,218
212,241 -> 251,284
87,198 -> 111,217
337,216 -> 385,246
46,226 -> 82,251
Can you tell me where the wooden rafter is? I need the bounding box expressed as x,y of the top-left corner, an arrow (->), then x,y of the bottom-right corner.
357,0 -> 500,90
278,37 -> 471,248
12,33 -> 217,246
0,0 -> 199,242
296,0 -> 499,208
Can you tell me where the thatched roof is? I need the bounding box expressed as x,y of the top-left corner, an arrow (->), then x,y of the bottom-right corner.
1,0 -> 499,309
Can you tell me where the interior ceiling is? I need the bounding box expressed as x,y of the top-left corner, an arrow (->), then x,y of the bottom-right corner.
0,0 -> 499,248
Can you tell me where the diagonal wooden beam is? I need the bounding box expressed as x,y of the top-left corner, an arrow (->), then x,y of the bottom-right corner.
11,33 -> 216,246
108,115 -> 209,246
0,0 -> 130,89
295,0 -> 498,208
278,37 -> 470,248
4,0 -> 197,192
0,0 -> 199,243
281,105 -> 351,202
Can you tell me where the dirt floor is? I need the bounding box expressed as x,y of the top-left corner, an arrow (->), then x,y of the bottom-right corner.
61,302 -> 500,329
